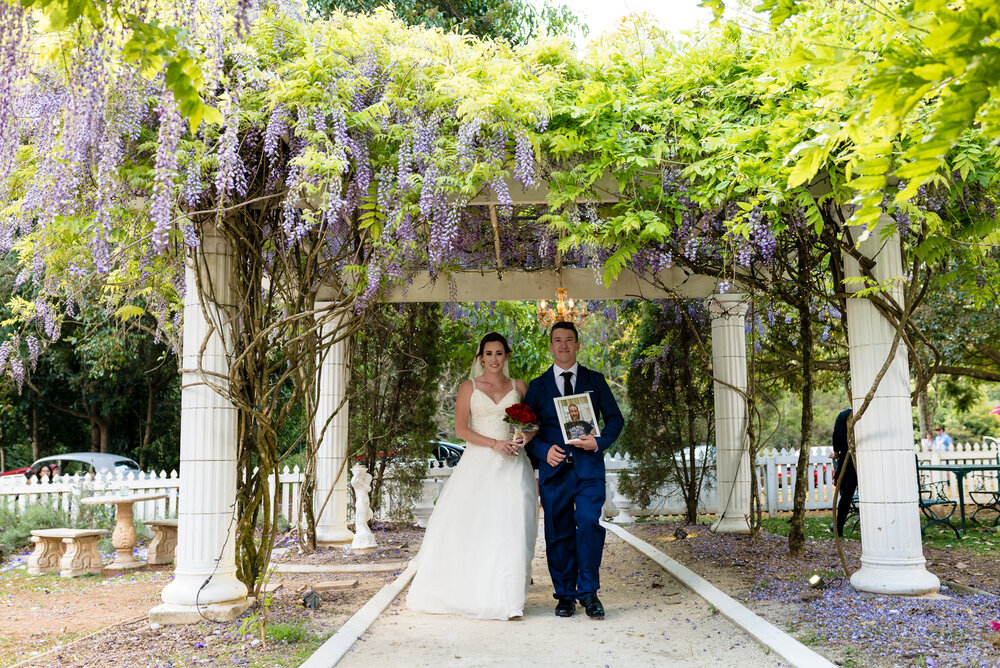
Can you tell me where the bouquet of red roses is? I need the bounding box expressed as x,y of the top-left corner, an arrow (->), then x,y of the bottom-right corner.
504,403 -> 539,432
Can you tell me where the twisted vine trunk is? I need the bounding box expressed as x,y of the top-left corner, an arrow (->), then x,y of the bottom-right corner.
681,326 -> 700,524
789,241 -> 815,557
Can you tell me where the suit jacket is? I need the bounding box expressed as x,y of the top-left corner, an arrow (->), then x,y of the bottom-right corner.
832,408 -> 851,458
524,364 -> 624,483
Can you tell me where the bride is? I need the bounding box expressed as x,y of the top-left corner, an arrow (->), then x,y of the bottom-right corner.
406,332 -> 539,620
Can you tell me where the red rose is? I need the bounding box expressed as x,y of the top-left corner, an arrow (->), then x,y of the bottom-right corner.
504,404 -> 538,427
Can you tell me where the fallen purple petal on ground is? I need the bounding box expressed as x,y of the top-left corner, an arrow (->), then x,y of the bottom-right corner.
634,521 -> 1000,667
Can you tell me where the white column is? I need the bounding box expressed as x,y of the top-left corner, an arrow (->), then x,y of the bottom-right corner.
151,232 -> 250,624
846,216 -> 939,595
313,307 -> 354,545
709,293 -> 752,534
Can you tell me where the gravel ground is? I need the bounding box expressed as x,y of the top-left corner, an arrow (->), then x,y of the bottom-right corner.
336,530 -> 787,668
8,517 -> 998,667
0,523 -> 423,668
630,520 -> 1000,667
271,524 -> 423,566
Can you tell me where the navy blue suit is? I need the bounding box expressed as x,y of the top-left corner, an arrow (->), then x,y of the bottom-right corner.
524,365 -> 624,600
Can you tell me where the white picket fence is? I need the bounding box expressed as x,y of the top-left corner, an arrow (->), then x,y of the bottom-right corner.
915,437 -> 1000,501
0,465 -> 414,526
3,438 -> 998,525
0,470 -> 181,522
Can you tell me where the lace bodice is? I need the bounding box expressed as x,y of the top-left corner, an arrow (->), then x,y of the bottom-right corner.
469,380 -> 519,442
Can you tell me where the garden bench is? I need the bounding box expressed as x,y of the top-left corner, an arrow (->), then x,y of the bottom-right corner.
969,455 -> 1000,526
28,528 -> 106,577
146,519 -> 178,565
917,478 -> 960,539
843,492 -> 860,534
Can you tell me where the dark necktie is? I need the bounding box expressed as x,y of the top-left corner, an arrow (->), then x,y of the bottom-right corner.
561,371 -> 573,396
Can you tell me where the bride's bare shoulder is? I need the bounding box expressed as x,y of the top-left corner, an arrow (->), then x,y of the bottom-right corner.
514,378 -> 528,395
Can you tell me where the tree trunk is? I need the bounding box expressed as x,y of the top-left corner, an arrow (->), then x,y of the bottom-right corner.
90,412 -> 100,452
31,405 -> 40,461
917,387 -> 932,439
789,243 -> 815,557
682,329 -> 699,524
142,382 -> 156,450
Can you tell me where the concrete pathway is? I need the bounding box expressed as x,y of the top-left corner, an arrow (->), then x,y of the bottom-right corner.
336,530 -> 787,667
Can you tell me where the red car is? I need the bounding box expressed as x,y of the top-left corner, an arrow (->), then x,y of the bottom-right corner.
0,467 -> 30,477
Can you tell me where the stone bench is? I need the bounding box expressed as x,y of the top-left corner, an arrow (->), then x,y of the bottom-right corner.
146,519 -> 178,565
28,528 -> 106,577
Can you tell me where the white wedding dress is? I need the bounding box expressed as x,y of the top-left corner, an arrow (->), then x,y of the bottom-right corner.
406,379 -> 539,620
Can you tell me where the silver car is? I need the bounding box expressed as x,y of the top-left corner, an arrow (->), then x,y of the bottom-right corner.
29,453 -> 142,478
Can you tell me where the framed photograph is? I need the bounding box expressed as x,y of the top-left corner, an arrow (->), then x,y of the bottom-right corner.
554,392 -> 601,443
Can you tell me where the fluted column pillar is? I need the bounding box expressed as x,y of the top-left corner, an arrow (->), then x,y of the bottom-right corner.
314,307 -> 354,545
709,294 -> 751,534
846,216 -> 938,595
151,231 -> 250,624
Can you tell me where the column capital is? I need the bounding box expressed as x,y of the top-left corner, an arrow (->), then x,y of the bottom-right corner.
708,293 -> 749,320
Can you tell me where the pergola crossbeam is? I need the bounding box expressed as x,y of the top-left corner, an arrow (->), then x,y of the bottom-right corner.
325,267 -> 721,304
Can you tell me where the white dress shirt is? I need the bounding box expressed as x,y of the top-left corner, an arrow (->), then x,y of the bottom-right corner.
553,362 -> 580,396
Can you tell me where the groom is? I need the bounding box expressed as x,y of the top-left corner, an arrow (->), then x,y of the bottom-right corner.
524,321 -> 624,619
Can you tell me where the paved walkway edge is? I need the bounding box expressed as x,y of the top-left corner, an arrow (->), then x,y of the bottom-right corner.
299,560 -> 416,668
269,561 -> 408,574
604,522 -> 836,668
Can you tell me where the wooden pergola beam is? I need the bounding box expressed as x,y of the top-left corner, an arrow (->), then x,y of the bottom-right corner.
318,267 -> 721,303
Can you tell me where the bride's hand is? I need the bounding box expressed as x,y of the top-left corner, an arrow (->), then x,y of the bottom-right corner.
491,439 -> 517,457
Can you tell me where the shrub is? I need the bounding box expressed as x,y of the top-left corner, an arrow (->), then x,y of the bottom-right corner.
0,502 -> 72,555
0,493 -> 129,557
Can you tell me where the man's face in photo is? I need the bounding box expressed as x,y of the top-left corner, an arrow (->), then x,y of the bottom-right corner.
568,404 -> 580,421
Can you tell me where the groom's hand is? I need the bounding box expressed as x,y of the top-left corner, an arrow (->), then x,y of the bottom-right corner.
546,445 -> 567,466
576,434 -> 599,451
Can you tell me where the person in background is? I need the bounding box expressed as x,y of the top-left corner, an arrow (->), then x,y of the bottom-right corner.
920,430 -> 933,451
832,408 -> 857,536
933,425 -> 953,452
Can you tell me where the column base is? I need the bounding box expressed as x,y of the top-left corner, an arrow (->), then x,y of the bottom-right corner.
160,571 -> 249,608
316,526 -> 355,546
851,557 -> 940,595
711,515 -> 751,534
149,598 -> 254,625
106,554 -> 143,570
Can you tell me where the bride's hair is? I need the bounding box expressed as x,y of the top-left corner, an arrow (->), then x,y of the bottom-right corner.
476,331 -> 511,357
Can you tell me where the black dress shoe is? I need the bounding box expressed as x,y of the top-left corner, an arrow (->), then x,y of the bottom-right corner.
578,593 -> 605,619
555,599 -> 576,617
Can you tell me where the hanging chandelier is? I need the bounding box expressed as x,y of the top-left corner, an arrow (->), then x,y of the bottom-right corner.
537,287 -> 589,328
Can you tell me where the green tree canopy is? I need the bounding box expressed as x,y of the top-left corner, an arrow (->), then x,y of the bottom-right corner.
311,0 -> 585,42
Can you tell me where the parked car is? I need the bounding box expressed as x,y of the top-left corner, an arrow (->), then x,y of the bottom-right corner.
430,440 -> 465,468
0,466 -> 30,478
28,453 -> 142,478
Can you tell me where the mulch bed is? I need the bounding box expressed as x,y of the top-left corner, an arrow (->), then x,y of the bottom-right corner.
270,523 -> 423,566
7,522 -> 424,668
630,520 -> 1000,667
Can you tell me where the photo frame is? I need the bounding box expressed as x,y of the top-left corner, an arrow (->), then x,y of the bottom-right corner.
554,392 -> 601,443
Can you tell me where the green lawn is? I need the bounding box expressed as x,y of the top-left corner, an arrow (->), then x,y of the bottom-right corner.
762,512 -> 1000,555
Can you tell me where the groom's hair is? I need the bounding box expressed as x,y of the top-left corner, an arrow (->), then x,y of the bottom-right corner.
550,321 -> 578,341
